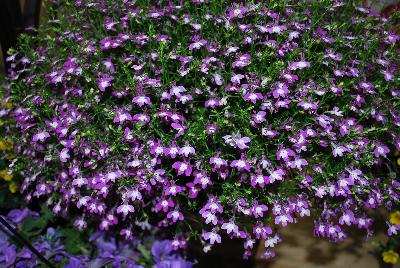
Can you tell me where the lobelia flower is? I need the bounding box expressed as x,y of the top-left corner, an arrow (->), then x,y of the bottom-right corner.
276,145 -> 296,161
59,148 -> 70,163
167,208 -> 184,223
275,213 -> 294,227
102,58 -> 115,72
205,99 -> 220,108
164,142 -> 180,158
117,204 -> 135,217
133,95 -> 151,107
155,198 -> 175,213
172,161 -> 192,176
32,130 -> 50,142
373,142 -> 389,158
243,92 -> 263,104
289,61 -> 311,71
253,111 -> 266,124
189,38 -> 207,50
264,234 -> 282,248
251,202 -> 269,218
231,73 -> 245,84
164,185 -> 184,197
272,82 -> 289,99
202,197 -> 223,213
232,53 -> 251,68
133,113 -> 150,125
171,123 -> 188,137
193,171 -> 211,189
287,158 -> 308,171
228,5 -> 247,19
230,154 -> 251,172
202,230 -> 221,245
251,170 -> 268,188
267,168 -> 286,184
339,210 -> 356,226
179,142 -> 195,157
209,153 -> 228,170
221,219 -> 239,235
253,223 -> 273,239
201,211 -> 218,225
186,182 -> 200,199
96,77 -> 113,92
113,109 -> 132,124
119,228 -> 133,240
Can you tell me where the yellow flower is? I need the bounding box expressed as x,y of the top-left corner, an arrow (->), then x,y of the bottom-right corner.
397,157 -> 400,167
0,169 -> 13,181
383,250 -> 399,264
8,181 -> 19,193
390,211 -> 400,226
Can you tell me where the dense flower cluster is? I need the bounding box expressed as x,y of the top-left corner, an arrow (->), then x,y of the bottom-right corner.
0,209 -> 193,268
2,0 -> 400,258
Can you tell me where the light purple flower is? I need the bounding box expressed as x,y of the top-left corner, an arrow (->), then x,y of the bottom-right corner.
132,113 -> 150,125
272,82 -> 289,99
202,231 -> 221,245
189,39 -> 207,50
172,161 -> 192,176
116,204 -> 135,217
132,95 -> 151,107
59,148 -> 70,163
230,154 -> 251,172
32,131 -> 50,142
289,61 -> 311,71
96,77 -> 113,92
373,142 -> 389,158
276,145 -> 296,161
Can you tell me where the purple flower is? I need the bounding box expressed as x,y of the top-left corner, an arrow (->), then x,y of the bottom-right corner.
373,142 -> 389,158
96,77 -> 113,92
133,95 -> 151,107
230,154 -> 251,172
272,82 -> 289,99
117,204 -> 135,217
210,154 -> 228,170
194,172 -> 211,189
202,230 -> 221,245
167,209 -> 184,223
155,198 -> 174,213
59,148 -> 70,162
251,202 -> 269,218
287,158 -> 308,171
232,54 -> 251,68
113,109 -> 132,124
221,220 -> 239,235
189,39 -> 207,50
102,58 -> 115,72
243,92 -> 263,104
289,61 -> 311,71
165,142 -> 180,159
339,210 -> 355,226
172,161 -> 192,176
276,145 -> 296,161
275,214 -> 294,227
205,99 -> 220,108
179,143 -> 195,157
251,171 -> 268,188
228,5 -> 247,19
32,130 -> 50,142
231,73 -> 244,84
132,113 -> 150,125
267,168 -> 286,184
